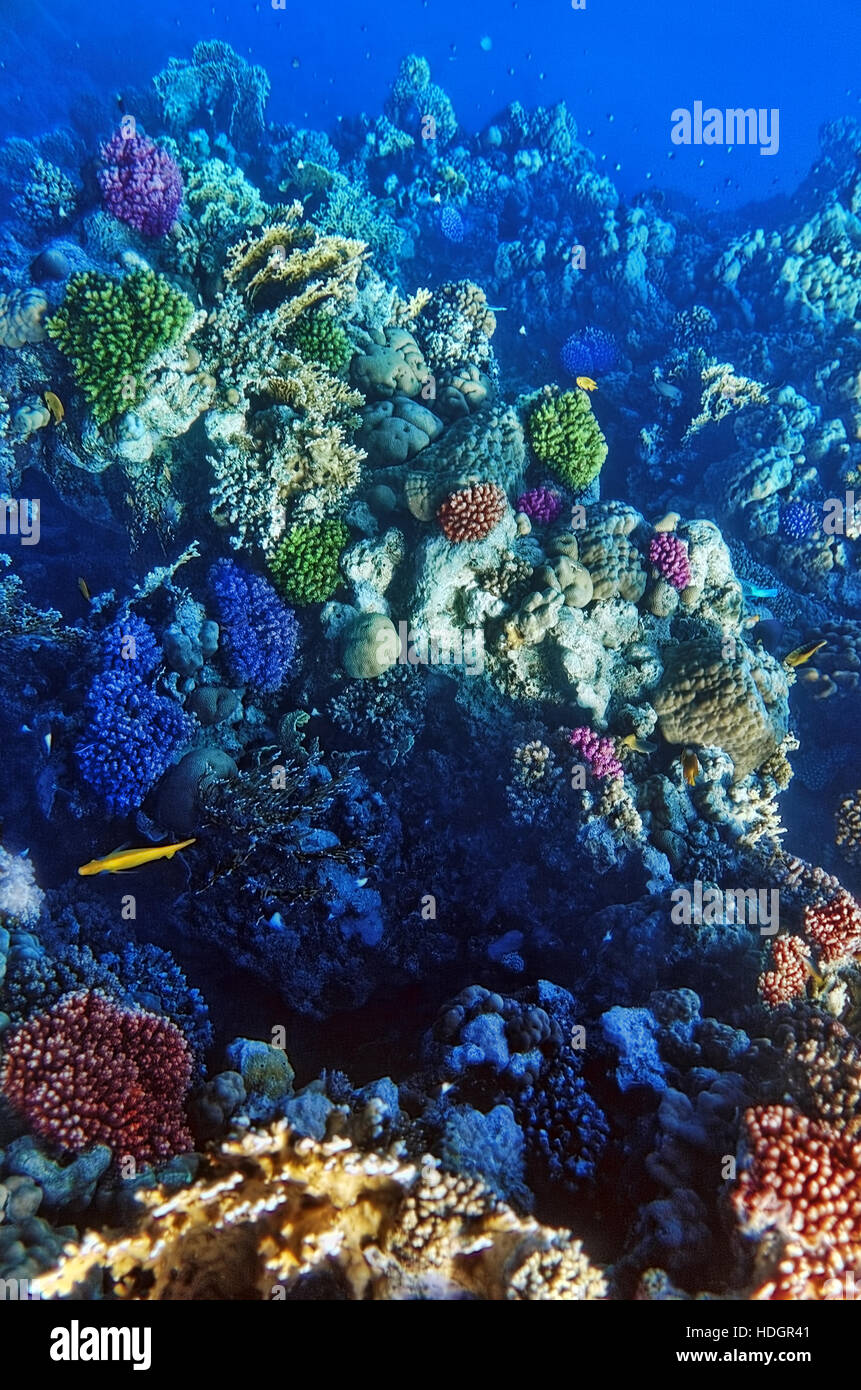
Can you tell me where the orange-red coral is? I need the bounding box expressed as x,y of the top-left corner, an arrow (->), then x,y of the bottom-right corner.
437,482 -> 507,542
732,1103 -> 861,1300
758,934 -> 809,1007
803,890 -> 861,965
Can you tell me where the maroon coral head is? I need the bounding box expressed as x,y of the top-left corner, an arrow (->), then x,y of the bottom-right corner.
99,129 -> 183,238
0,990 -> 193,1166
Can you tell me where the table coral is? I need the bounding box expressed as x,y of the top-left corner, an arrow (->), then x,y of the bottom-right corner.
154,39 -> 270,142
0,990 -> 193,1167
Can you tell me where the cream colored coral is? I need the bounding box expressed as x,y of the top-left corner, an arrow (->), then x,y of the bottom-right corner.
33,1124 -> 605,1302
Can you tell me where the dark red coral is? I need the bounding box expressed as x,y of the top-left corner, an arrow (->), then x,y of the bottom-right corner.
0,990 -> 193,1166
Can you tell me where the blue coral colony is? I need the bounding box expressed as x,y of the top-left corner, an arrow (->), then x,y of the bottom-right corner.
0,23 -> 860,1315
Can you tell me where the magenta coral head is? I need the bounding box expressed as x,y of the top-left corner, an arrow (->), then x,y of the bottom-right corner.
99,130 -> 183,237
648,533 -> 691,592
516,487 -> 563,524
568,726 -> 623,780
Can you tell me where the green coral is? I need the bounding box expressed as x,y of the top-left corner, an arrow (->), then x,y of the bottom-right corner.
290,311 -> 353,374
527,391 -> 608,491
47,270 -> 194,424
269,519 -> 350,605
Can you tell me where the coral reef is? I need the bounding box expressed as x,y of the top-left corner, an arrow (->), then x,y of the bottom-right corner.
1,991 -> 193,1166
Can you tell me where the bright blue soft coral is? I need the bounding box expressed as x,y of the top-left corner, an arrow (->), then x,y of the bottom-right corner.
76,671 -> 197,817
209,559 -> 298,693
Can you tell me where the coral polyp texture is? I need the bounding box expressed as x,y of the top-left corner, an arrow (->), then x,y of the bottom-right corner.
527,390 -> 608,491
1,27 -> 860,1316
98,129 -> 183,237
0,991 -> 193,1166
648,533 -> 691,591
46,269 -> 194,423
268,518 -> 349,605
208,560 -> 298,692
437,482 -> 507,542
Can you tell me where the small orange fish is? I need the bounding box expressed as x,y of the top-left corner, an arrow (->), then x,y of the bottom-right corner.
78,838 -> 196,876
43,390 -> 64,423
783,639 -> 826,669
576,375 -> 598,392
682,749 -> 701,787
77,577 -> 92,602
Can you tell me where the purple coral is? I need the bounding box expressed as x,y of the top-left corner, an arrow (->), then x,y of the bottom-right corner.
516,487 -> 563,524
98,130 -> 183,238
568,727 -> 623,781
648,533 -> 691,592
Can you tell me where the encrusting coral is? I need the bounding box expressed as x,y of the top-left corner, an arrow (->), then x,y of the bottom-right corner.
32,1122 -> 607,1301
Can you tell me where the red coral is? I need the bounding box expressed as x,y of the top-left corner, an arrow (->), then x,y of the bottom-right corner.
758,934 -> 809,1007
803,890 -> 861,966
437,483 -> 507,542
0,990 -> 193,1166
732,1103 -> 861,1299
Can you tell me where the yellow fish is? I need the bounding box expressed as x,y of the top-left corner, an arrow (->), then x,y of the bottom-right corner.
77,576 -> 92,603
43,390 -> 64,423
783,639 -> 826,668
576,375 -> 598,392
77,838 -> 196,876
619,734 -> 657,755
682,749 -> 701,787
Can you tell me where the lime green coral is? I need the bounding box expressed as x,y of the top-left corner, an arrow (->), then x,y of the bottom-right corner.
47,269 -> 194,424
527,390 -> 608,491
290,311 -> 353,374
269,519 -> 349,605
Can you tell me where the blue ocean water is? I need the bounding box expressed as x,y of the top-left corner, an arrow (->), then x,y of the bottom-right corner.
0,0 -> 860,1316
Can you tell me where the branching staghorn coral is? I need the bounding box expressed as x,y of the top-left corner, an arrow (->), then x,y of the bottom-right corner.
224,202 -> 367,325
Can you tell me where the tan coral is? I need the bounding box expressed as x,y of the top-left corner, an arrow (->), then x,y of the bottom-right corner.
225,203 -> 367,326
32,1124 -> 606,1302
0,288 -> 48,348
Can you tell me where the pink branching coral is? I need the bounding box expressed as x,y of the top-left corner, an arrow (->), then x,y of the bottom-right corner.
803,891 -> 861,966
758,934 -> 809,1007
0,990 -> 193,1165
732,1103 -> 861,1299
568,726 -> 623,780
437,482 -> 507,542
516,487 -> 563,524
98,129 -> 183,237
648,533 -> 691,592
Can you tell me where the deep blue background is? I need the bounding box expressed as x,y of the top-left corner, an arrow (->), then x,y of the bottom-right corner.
0,0 -> 858,209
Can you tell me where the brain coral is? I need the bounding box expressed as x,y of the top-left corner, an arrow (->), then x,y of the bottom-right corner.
0,990 -> 193,1166
527,390 -> 608,491
0,287 -> 49,348
654,637 -> 789,778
